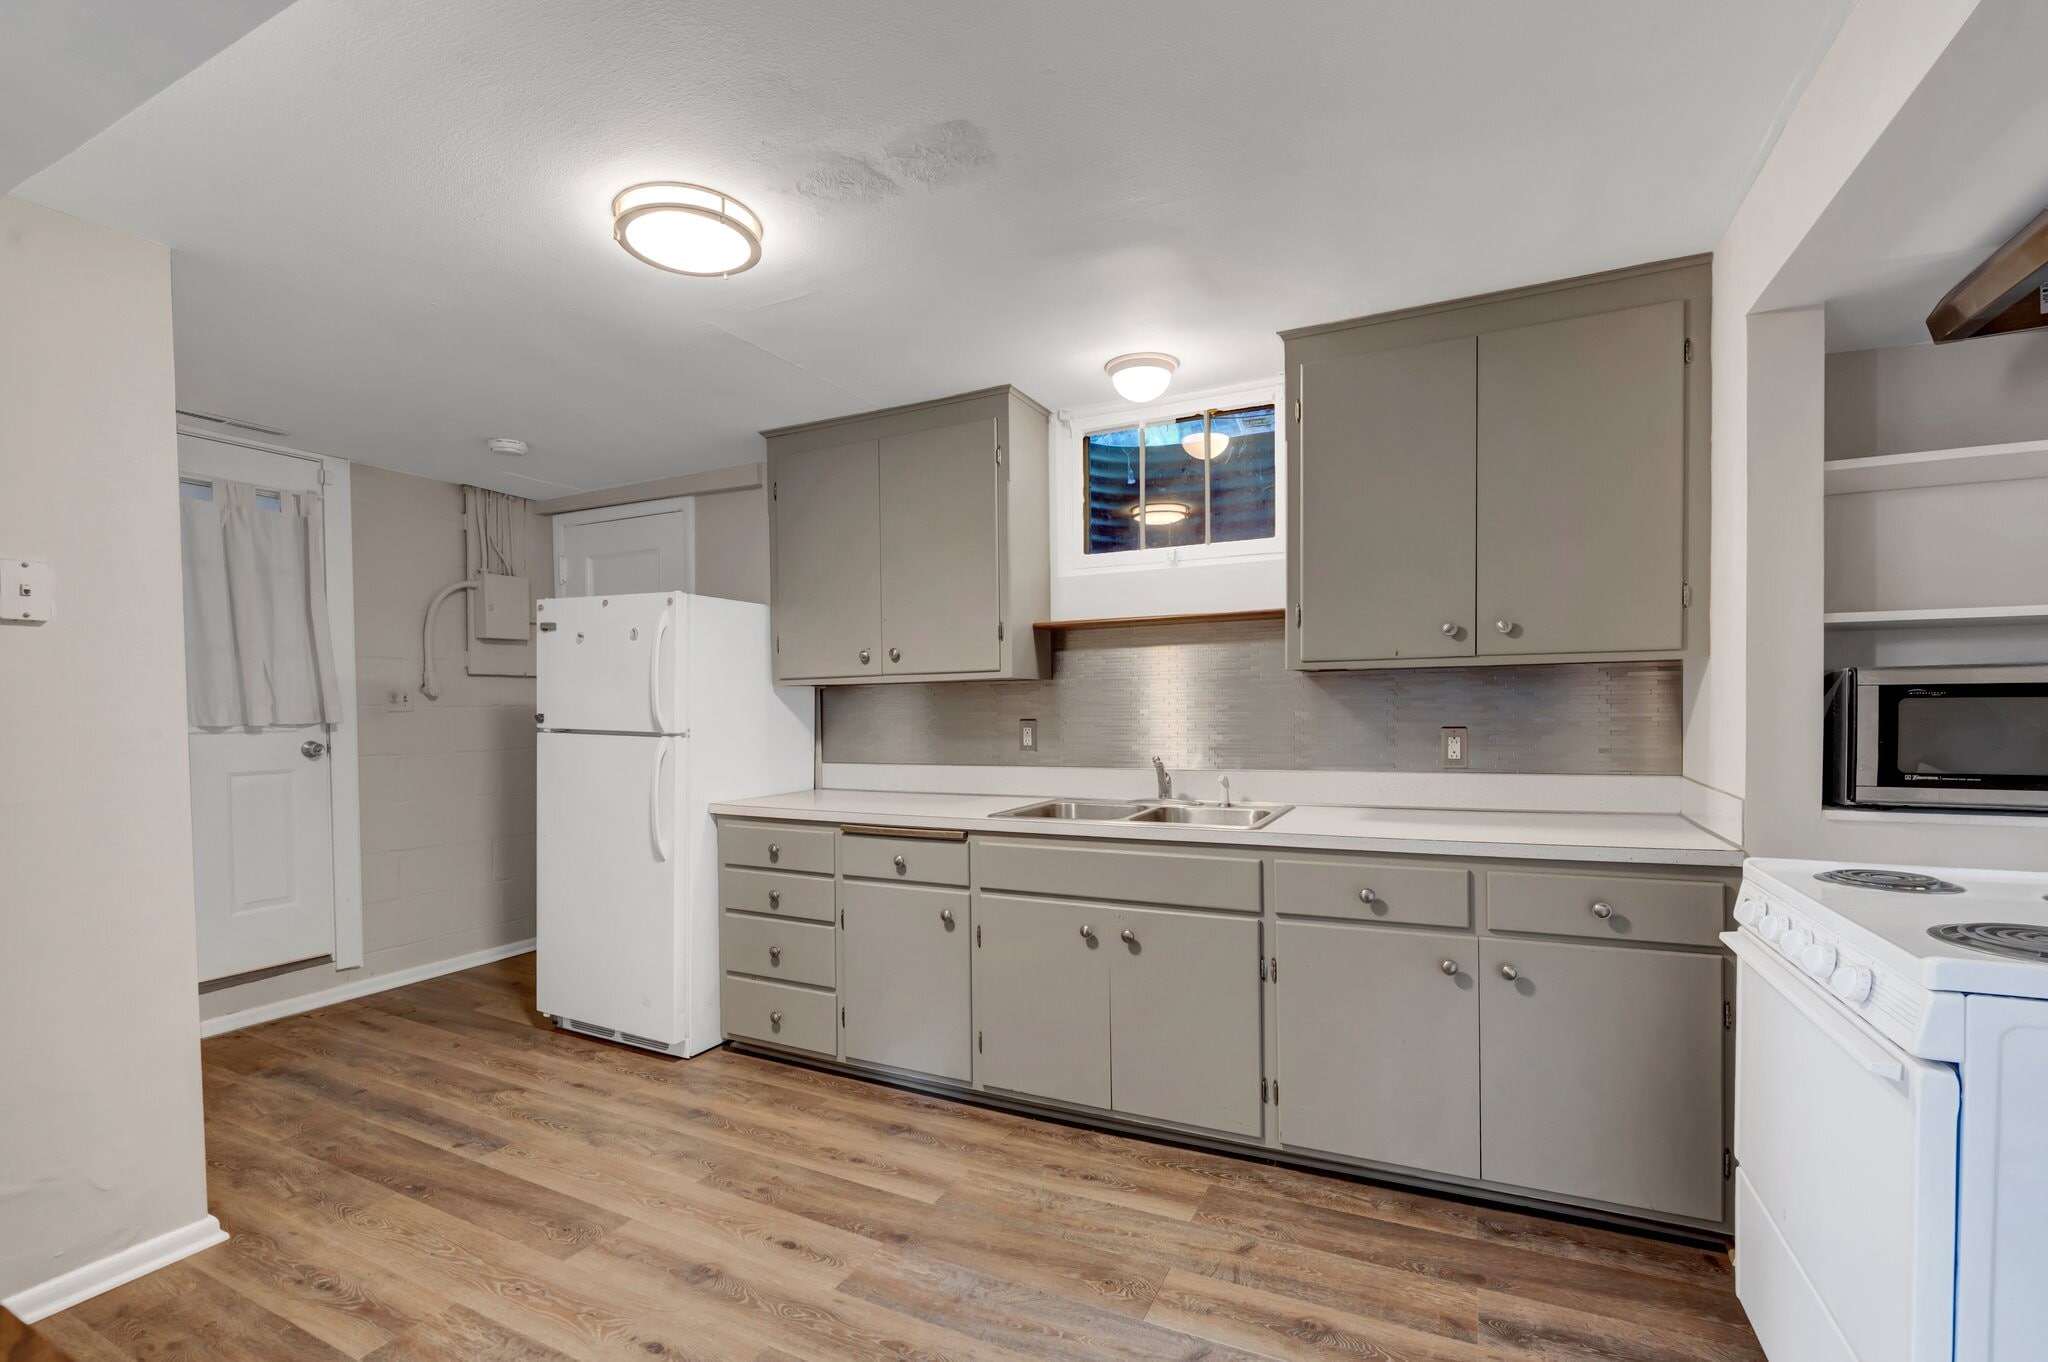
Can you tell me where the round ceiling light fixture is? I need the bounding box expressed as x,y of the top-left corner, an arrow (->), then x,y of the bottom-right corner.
1123,499 -> 1193,527
612,182 -> 763,277
485,437 -> 529,457
1181,430 -> 1230,460
1104,352 -> 1179,403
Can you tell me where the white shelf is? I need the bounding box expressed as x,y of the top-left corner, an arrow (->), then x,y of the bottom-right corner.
1824,604 -> 2048,629
1824,438 -> 2048,495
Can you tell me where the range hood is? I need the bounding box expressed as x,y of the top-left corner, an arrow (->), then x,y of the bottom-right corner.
1928,206 -> 2048,343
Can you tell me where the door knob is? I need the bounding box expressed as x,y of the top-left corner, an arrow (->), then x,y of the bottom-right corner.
1499,964 -> 1519,981
300,740 -> 327,759
1440,622 -> 1458,637
1120,929 -> 1137,945
1590,901 -> 1614,919
1440,959 -> 1459,976
888,647 -> 901,663
1495,619 -> 1514,634
859,648 -> 871,665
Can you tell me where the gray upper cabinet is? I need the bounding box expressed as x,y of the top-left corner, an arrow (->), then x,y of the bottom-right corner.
1478,936 -> 1725,1222
878,419 -> 1001,676
765,387 -> 1051,685
770,439 -> 883,680
1298,338 -> 1477,663
1476,301 -> 1687,656
1285,257 -> 1708,670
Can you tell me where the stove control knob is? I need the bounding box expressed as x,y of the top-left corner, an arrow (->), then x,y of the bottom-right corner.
1799,941 -> 1838,980
1780,927 -> 1813,957
1829,964 -> 1874,1004
1758,912 -> 1788,943
1733,896 -> 1762,927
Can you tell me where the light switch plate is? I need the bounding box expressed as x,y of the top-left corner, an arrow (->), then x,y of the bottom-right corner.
1,558 -> 53,623
1440,726 -> 1469,769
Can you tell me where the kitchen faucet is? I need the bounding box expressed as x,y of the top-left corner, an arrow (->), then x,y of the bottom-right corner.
1151,756 -> 1172,800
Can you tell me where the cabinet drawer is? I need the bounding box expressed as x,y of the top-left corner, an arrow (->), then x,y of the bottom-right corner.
1486,870 -> 1726,948
719,866 -> 835,923
722,912 -> 836,988
722,975 -> 836,1056
1274,856 -> 1471,928
974,838 -> 1261,913
721,822 -> 834,875
840,832 -> 969,886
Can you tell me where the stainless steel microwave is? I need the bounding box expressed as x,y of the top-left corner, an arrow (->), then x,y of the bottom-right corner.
1826,665 -> 2048,812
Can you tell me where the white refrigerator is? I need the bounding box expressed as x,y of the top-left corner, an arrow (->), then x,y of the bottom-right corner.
535,591 -> 813,1057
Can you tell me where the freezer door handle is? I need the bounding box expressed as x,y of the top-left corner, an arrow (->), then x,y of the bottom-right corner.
649,738 -> 673,862
649,606 -> 674,733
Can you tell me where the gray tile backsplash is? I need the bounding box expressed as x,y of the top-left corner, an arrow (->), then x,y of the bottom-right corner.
821,618 -> 1680,774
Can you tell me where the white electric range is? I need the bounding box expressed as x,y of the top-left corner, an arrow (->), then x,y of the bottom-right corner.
1730,858 -> 2048,1362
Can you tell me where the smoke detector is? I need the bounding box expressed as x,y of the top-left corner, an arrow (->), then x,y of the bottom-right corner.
485,437 -> 529,457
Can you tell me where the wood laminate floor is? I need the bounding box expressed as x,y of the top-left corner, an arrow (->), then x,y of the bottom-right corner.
41,954 -> 1764,1361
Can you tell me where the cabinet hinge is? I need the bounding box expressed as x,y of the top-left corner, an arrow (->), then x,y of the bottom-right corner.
1292,398 -> 1301,422
976,923 -> 982,947
1723,1148 -> 1733,1179
840,909 -> 845,928
995,445 -> 1003,467
1293,605 -> 1301,630
1273,1079 -> 1279,1105
997,621 -> 1004,642
1259,957 -> 1267,982
1260,1077 -> 1269,1104
1270,956 -> 1278,982
977,1029 -> 983,1054
774,635 -> 781,653
840,1006 -> 846,1027
1723,999 -> 1733,1031
1683,583 -> 1693,609
1684,337 -> 1695,365
772,480 -> 778,501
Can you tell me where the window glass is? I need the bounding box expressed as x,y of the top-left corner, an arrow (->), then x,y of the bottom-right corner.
1208,405 -> 1277,544
1081,403 -> 1277,555
1140,415 -> 1208,549
1083,426 -> 1142,554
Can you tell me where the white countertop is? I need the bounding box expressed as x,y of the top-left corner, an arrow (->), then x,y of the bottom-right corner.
710,788 -> 1745,866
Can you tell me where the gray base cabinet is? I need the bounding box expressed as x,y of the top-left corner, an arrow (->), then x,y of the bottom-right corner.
1477,937 -> 1725,1222
1109,907 -> 1263,1137
973,893 -> 1112,1109
841,880 -> 971,1081
1277,921 -> 1480,1177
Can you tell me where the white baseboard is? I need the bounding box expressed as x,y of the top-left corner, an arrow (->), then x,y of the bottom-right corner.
3,1215 -> 228,1323
199,938 -> 535,1038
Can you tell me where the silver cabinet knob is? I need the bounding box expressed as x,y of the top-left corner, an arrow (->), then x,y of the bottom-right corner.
893,854 -> 907,873
769,1010 -> 783,1026
1358,887 -> 1377,905
1440,622 -> 1458,637
1591,901 -> 1614,920
767,888 -> 781,907
1495,619 -> 1513,634
767,843 -> 780,862
940,908 -> 954,926
769,945 -> 782,963
1079,924 -> 1094,941
888,647 -> 901,663
300,740 -> 327,759
1120,929 -> 1137,945
1499,964 -> 1519,981
859,648 -> 871,665
1440,959 -> 1459,976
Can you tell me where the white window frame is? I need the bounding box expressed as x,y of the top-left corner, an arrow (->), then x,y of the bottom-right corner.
1050,376 -> 1286,619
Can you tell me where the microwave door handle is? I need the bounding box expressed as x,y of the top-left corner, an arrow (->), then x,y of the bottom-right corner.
1730,934 -> 1906,1083
649,738 -> 673,863
649,607 -> 673,733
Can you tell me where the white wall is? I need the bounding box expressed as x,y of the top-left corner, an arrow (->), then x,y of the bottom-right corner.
0,198 -> 215,1304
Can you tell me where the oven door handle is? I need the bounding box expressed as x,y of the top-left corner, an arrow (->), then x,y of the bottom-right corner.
1727,933 -> 1906,1084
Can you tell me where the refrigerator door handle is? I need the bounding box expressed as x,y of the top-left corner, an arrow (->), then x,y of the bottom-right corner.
649,606 -> 674,733
649,738 -> 673,862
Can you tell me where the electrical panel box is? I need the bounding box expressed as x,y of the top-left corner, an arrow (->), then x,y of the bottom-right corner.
477,572 -> 531,641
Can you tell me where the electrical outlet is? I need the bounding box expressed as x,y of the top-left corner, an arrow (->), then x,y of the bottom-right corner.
1440,726 -> 1469,769
1019,718 -> 1038,752
387,689 -> 414,713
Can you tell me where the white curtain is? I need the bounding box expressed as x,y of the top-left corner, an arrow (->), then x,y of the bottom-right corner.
181,477 -> 344,729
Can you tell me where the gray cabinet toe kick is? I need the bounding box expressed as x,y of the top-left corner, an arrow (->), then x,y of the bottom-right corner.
714,816 -> 1737,1232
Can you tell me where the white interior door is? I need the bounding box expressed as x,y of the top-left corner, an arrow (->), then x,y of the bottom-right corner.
180,436 -> 338,982
554,504 -> 693,597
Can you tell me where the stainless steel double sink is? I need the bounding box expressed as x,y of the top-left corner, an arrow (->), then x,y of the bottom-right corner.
990,798 -> 1292,830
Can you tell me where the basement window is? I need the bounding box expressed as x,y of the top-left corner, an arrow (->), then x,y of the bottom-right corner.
1082,404 -> 1278,555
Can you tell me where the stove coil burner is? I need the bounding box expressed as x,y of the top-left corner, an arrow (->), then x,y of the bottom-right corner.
1816,868 -> 1966,894
1930,923 -> 2048,962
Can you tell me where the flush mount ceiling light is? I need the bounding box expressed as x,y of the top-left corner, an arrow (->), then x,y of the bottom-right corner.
485,437 -> 529,457
612,182 -> 763,277
1181,430 -> 1230,460
1104,352 -> 1179,403
1123,499 -> 1193,527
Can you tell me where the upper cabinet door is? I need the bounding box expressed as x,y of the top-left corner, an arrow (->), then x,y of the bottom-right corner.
1298,338 -> 1477,663
773,439 -> 883,680
877,418 -> 1002,676
1476,301 -> 1688,656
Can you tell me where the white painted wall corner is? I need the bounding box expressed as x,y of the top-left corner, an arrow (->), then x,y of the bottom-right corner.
1,1216 -> 227,1323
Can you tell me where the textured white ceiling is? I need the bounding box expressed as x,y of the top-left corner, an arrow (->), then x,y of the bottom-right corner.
22,0 -> 1851,495
1760,0 -> 2048,352
0,0 -> 293,193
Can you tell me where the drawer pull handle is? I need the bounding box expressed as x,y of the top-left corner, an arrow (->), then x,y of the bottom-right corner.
1120,929 -> 1137,945
888,647 -> 902,663
1590,901 -> 1613,919
768,889 -> 782,907
769,1010 -> 783,1026
893,854 -> 907,873
859,648 -> 871,665
1358,887 -> 1377,905
1079,924 -> 1094,941
1499,964 -> 1519,982
769,945 -> 782,963
767,843 -> 781,862
1440,959 -> 1459,976
940,908 -> 954,926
